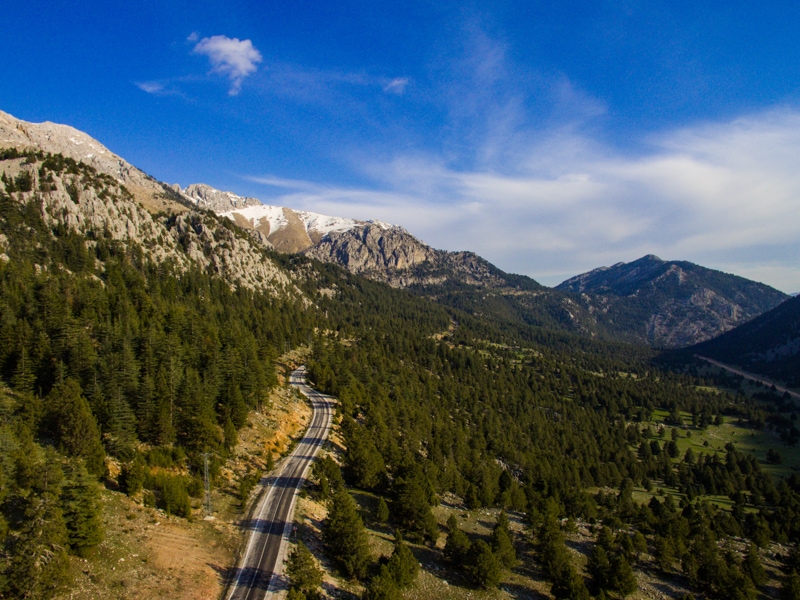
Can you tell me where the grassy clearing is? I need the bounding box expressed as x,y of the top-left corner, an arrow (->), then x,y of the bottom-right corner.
646,407 -> 800,479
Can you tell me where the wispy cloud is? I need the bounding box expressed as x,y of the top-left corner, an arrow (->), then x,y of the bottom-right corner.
383,77 -> 410,95
135,81 -> 166,94
251,63 -> 411,106
234,20 -> 798,293
134,80 -> 185,97
246,108 -> 800,293
192,35 -> 262,95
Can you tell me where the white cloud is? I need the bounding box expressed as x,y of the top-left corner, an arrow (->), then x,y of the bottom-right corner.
135,81 -> 165,94
383,77 -> 410,95
134,80 -> 184,97
246,108 -> 800,293
193,35 -> 262,95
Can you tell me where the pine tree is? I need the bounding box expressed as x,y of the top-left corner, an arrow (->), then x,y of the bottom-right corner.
393,474 -> 438,542
13,423 -> 40,490
386,531 -> 419,588
363,564 -> 401,600
469,540 -> 503,589
343,420 -> 384,489
550,560 -> 591,600
286,541 -> 323,599
45,379 -> 105,476
588,545 -> 611,592
782,571 -> 800,600
60,461 -> 104,556
743,543 -> 767,587
223,416 -> 237,452
375,496 -> 390,525
286,588 -> 307,600
491,511 -> 516,569
11,347 -> 36,394
105,388 -> 137,459
322,488 -> 371,579
118,455 -> 145,496
609,554 -> 637,597
444,515 -> 472,566
5,493 -> 70,599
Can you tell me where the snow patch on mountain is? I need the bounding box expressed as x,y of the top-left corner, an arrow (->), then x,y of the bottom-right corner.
221,204 -> 290,233
293,209 -> 362,237
220,201 -> 391,239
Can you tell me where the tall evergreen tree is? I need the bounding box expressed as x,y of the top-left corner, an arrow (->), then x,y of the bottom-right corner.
322,487 -> 371,579
363,565 -> 401,600
4,493 -> 69,599
491,511 -> 516,569
444,515 -> 471,566
285,541 -> 323,599
468,540 -> 502,589
392,473 -> 438,542
45,379 -> 104,476
386,530 -> 419,588
60,461 -> 104,556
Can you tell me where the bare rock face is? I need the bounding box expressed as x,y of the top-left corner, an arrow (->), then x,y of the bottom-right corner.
0,154 -> 295,298
304,223 -> 531,290
175,183 -> 262,213
558,255 -> 788,347
0,110 -> 185,215
306,224 -> 435,278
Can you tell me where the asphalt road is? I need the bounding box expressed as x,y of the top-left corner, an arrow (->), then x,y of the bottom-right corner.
226,366 -> 334,600
696,355 -> 800,402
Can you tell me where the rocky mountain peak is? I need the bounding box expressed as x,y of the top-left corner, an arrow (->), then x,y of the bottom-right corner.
174,183 -> 262,212
0,110 -> 186,215
557,255 -> 788,347
305,222 -> 435,279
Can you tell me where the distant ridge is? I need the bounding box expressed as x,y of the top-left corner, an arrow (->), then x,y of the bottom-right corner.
557,255 -> 788,347
2,109 -> 788,348
693,295 -> 800,387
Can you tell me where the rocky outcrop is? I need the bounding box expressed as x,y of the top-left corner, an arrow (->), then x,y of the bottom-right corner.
558,255 -> 788,347
304,223 -> 537,290
305,224 -> 435,279
175,183 -> 262,213
0,110 -> 186,215
0,154 -> 295,298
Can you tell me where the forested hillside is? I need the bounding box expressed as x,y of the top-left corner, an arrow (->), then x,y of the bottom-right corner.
693,295 -> 800,387
2,148 -> 800,599
0,150 -> 317,596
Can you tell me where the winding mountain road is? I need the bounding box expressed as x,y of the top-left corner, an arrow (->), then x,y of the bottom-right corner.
226,366 -> 334,600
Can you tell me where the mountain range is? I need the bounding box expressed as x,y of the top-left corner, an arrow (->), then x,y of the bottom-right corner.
198,183 -> 789,348
5,108 -> 800,600
0,109 -> 790,348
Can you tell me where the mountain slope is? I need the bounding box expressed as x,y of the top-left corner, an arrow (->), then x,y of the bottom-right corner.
0,110 -> 188,215
3,111 -> 785,349
692,295 -> 800,387
557,255 -> 788,347
0,149 -> 296,297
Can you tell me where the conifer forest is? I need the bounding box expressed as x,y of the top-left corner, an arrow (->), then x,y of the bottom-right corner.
1,150 -> 799,599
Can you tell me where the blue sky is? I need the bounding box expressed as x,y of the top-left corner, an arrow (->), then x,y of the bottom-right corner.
2,1 -> 800,292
